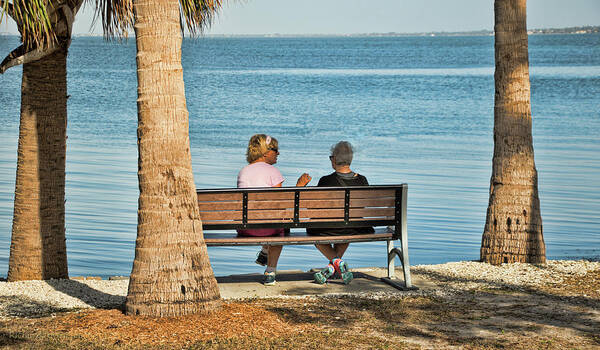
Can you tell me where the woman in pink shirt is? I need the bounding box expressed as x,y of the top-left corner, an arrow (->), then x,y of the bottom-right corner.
237,134 -> 311,285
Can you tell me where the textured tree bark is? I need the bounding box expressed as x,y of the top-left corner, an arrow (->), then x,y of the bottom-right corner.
481,0 -> 546,265
8,49 -> 69,281
125,0 -> 221,316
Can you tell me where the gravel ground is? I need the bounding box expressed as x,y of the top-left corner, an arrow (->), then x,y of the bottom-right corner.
0,259 -> 598,320
413,259 -> 600,292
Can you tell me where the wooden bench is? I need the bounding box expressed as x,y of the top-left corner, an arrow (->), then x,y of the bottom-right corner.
197,184 -> 413,290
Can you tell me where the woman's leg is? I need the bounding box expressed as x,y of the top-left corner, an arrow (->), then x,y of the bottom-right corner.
267,245 -> 283,268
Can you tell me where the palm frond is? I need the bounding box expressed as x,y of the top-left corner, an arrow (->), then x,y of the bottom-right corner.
92,0 -> 134,39
6,0 -> 56,49
180,0 -> 223,36
0,0 -> 15,23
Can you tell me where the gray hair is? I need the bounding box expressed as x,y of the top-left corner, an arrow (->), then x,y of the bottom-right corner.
330,141 -> 354,166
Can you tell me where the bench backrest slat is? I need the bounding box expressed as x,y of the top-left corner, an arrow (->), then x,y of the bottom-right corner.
197,193 -> 243,201
298,191 -> 346,199
198,201 -> 242,211
249,199 -> 295,210
248,192 -> 295,200
349,189 -> 396,198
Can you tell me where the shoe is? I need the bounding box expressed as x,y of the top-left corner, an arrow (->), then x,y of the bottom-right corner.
332,258 -> 353,285
263,271 -> 276,286
255,250 -> 268,266
314,264 -> 335,284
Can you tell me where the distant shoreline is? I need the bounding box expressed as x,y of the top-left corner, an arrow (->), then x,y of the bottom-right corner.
1,25 -> 599,38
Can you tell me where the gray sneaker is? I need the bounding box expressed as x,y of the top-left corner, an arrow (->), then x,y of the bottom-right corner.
314,264 -> 335,284
263,271 -> 276,286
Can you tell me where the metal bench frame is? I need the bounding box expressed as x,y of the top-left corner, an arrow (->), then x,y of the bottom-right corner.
197,184 -> 413,289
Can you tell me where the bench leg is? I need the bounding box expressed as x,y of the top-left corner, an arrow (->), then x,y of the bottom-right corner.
387,240 -> 396,279
383,239 -> 415,290
399,232 -> 412,289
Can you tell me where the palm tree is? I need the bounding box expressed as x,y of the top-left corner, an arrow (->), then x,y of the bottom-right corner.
481,0 -> 546,265
1,0 -> 83,281
95,0 -> 223,316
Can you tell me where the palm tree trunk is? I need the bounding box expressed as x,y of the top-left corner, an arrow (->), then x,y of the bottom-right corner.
481,0 -> 546,265
8,48 -> 69,281
125,0 -> 221,316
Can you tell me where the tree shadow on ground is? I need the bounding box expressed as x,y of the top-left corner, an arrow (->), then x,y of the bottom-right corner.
217,270 -> 397,297
0,295 -> 71,319
412,268 -> 600,334
265,268 -> 600,348
0,330 -> 27,348
46,279 -> 125,310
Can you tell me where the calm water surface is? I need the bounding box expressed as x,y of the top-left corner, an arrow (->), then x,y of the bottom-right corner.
0,34 -> 598,277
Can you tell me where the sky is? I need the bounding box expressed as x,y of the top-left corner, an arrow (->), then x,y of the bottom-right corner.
1,0 -> 599,35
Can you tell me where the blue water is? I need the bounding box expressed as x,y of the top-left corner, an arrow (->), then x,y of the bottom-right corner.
0,34 -> 599,278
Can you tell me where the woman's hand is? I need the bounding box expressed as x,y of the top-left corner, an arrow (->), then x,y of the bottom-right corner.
296,173 -> 312,187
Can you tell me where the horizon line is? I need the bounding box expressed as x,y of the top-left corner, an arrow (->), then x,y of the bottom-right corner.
1,25 -> 598,38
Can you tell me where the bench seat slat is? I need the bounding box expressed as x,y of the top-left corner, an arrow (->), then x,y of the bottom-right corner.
204,233 -> 393,246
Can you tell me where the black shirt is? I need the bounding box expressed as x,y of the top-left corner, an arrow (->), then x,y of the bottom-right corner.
306,172 -> 375,236
317,171 -> 369,187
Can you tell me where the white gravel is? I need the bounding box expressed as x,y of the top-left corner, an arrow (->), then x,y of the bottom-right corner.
1,259 -> 598,319
413,259 -> 600,290
0,279 -> 128,319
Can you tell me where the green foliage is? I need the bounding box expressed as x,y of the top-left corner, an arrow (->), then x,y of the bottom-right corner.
1,0 -> 56,49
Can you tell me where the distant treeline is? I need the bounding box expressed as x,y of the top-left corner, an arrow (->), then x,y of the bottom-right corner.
357,25 -> 600,37
527,26 -> 600,34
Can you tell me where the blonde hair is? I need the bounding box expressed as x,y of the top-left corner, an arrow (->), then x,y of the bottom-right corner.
246,134 -> 279,163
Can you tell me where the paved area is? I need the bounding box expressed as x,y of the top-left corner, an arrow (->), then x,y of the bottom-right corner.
216,267 -> 433,299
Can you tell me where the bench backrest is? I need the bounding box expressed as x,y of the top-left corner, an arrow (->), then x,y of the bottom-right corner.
197,184 -> 407,240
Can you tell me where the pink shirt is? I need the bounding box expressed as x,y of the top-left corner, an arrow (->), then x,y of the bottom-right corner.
237,162 -> 284,188
236,162 -> 285,237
